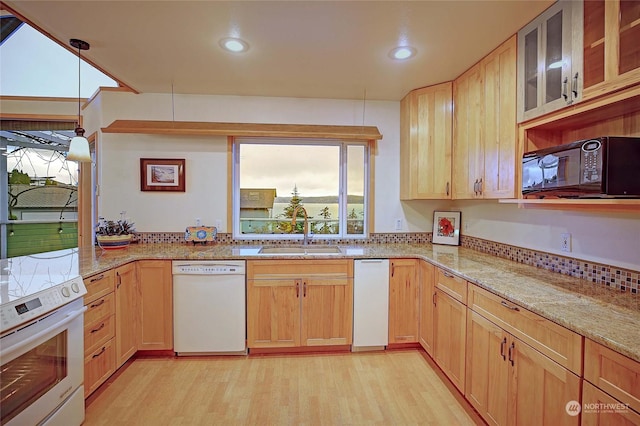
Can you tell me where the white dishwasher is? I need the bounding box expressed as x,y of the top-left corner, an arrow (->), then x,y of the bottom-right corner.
173,260 -> 246,355
353,259 -> 390,351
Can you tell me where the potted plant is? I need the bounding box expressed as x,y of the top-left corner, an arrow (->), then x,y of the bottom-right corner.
95,217 -> 136,249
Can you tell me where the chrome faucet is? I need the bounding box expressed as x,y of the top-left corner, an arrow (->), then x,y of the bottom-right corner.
291,205 -> 312,245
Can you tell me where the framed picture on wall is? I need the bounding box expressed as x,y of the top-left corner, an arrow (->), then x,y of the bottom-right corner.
432,211 -> 461,246
140,158 -> 185,192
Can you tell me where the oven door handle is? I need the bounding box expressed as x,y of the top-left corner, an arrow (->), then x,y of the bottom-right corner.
0,306 -> 87,360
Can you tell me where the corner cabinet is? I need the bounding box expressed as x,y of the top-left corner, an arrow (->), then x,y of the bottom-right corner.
247,260 -> 353,349
517,0 -> 584,122
453,35 -> 517,199
400,82 -> 453,200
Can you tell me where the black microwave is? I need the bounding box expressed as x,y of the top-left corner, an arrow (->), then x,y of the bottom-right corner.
522,136 -> 640,198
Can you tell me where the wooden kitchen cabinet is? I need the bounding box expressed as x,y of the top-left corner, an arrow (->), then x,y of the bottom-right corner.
115,262 -> 138,368
247,260 -> 353,349
418,260 -> 435,356
582,0 -> 640,101
400,82 -> 453,200
584,338 -> 640,415
433,287 -> 467,393
138,260 -> 173,350
83,269 -> 116,398
466,284 -> 582,425
582,381 -> 640,426
388,259 -> 419,344
453,36 -> 517,199
517,0 -> 583,122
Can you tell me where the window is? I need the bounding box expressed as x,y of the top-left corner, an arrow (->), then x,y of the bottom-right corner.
233,138 -> 369,240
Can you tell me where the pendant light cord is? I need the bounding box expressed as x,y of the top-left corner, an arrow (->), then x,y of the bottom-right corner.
77,42 -> 81,125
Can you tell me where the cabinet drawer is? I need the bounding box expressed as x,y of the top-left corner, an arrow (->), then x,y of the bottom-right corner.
468,285 -> 583,374
84,338 -> 116,398
84,292 -> 115,325
584,338 -> 640,414
582,381 -> 640,426
436,268 -> 467,304
248,259 -> 352,279
84,314 -> 115,356
84,270 -> 115,303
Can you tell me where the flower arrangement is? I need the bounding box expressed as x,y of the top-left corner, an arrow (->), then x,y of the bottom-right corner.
95,214 -> 135,249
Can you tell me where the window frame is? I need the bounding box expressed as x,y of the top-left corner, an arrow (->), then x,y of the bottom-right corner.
231,137 -> 372,241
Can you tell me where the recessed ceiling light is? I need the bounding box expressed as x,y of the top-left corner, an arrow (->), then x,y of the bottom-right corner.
389,46 -> 416,60
220,37 -> 249,53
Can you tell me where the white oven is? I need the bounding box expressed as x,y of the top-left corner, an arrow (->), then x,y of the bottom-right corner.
1,296 -> 86,426
1,250 -> 87,426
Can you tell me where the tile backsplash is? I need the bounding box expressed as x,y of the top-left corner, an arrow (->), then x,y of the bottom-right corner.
133,231 -> 638,295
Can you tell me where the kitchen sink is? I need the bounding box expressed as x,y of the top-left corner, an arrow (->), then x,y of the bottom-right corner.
258,246 -> 343,255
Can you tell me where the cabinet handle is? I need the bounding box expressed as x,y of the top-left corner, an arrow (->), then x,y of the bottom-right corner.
446,182 -> 450,196
473,179 -> 478,195
92,346 -> 107,359
433,292 -> 437,306
90,299 -> 105,308
572,72 -> 579,98
303,281 -> 307,297
478,178 -> 483,195
500,337 -> 507,361
116,272 -> 122,289
562,76 -> 568,101
500,300 -> 520,311
508,341 -> 515,366
296,281 -> 300,298
90,274 -> 105,282
391,263 -> 395,278
91,323 -> 105,334
442,271 -> 454,279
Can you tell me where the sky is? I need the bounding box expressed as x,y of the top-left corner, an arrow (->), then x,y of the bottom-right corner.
0,23 -> 116,97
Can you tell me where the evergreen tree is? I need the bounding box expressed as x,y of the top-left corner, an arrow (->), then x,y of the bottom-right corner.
277,185 -> 311,233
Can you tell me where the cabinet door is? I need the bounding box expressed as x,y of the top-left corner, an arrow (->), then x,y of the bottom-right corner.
400,83 -> 453,200
138,260 -> 173,351
517,0 -> 583,122
582,381 -> 640,426
115,262 -> 138,368
452,63 -> 484,199
434,288 -> 467,392
508,339 -> 580,426
482,35 -> 517,199
388,259 -> 419,343
418,260 -> 435,355
465,310 -> 509,426
301,276 -> 353,346
247,278 -> 300,348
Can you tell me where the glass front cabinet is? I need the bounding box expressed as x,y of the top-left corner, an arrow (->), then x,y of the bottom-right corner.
517,0 -> 584,122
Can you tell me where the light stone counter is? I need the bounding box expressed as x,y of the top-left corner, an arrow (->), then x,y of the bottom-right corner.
73,242 -> 639,362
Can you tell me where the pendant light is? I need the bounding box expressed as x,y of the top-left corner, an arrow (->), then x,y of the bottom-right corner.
67,38 -> 92,162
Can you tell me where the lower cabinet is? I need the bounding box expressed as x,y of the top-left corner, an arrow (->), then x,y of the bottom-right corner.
418,260 -> 435,355
114,262 -> 138,369
247,260 -> 353,349
388,259 -> 419,344
582,381 -> 640,426
433,287 -> 467,392
138,260 -> 173,350
465,289 -> 582,426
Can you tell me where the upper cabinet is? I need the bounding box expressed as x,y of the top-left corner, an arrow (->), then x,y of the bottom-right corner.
400,82 -> 453,200
517,0 -> 584,122
453,36 -> 517,199
582,0 -> 640,100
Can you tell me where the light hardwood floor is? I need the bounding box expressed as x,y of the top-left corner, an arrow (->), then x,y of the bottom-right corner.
85,350 -> 481,425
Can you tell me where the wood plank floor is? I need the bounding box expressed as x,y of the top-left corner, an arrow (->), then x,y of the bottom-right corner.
85,350 -> 482,425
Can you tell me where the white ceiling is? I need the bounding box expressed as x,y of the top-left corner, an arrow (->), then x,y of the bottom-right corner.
6,1 -> 553,101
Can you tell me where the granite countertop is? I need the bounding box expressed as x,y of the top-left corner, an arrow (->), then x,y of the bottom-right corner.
72,242 -> 640,362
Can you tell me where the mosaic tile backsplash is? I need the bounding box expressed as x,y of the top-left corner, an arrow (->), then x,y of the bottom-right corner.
133,231 -> 638,295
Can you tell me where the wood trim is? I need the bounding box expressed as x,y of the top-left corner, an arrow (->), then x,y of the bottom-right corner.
0,113 -> 78,121
78,131 -> 97,247
368,139 -> 376,233
227,136 -> 234,233
0,96 -> 82,103
499,198 -> 640,212
248,345 -> 351,356
101,120 -> 383,140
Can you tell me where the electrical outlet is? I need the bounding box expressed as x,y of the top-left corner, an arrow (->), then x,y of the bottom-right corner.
560,233 -> 571,252
395,219 -> 403,231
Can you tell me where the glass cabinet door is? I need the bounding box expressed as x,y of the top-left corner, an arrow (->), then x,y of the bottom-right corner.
583,0 -> 605,89
619,0 -> 640,75
523,28 -> 539,113
544,9 -> 565,104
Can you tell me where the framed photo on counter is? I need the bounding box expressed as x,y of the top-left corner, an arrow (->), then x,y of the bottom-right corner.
140,158 -> 185,192
432,211 -> 461,246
